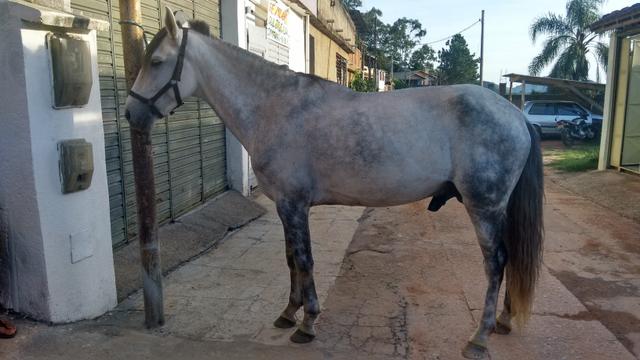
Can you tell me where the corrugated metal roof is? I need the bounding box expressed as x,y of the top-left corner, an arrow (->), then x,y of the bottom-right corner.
591,3 -> 640,33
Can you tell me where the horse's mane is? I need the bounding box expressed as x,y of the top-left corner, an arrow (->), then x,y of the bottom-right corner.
208,33 -> 344,90
145,19 -> 347,91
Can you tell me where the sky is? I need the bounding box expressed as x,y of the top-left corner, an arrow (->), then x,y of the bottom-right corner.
359,0 -> 637,84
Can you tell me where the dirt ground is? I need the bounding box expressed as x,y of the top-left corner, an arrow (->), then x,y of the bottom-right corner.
312,174 -> 640,359
539,139 -> 640,357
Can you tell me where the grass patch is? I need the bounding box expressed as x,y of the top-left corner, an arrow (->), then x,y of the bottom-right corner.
544,144 -> 599,172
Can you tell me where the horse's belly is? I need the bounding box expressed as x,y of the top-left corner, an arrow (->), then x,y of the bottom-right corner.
313,166 -> 450,207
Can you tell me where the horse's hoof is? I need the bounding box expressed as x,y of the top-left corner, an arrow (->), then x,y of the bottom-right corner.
290,329 -> 315,344
495,321 -> 511,335
273,316 -> 296,329
462,341 -> 489,359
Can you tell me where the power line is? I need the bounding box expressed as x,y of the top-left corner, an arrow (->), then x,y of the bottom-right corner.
421,19 -> 481,46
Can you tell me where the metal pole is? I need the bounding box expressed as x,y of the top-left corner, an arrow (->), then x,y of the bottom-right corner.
479,10 -> 484,86
390,55 -> 394,85
521,80 -> 526,110
118,0 -> 164,328
509,80 -> 513,103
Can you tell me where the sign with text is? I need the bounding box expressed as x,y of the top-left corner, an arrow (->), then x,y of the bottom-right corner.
267,0 -> 289,46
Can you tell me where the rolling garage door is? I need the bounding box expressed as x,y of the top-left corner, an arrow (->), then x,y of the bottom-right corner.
71,0 -> 227,247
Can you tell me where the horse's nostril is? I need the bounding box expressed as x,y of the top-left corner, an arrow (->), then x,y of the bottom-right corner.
125,109 -> 131,121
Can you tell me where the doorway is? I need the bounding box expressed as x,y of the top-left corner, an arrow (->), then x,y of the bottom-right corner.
621,37 -> 640,173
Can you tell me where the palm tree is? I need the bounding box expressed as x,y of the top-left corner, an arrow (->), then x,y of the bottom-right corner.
529,0 -> 608,81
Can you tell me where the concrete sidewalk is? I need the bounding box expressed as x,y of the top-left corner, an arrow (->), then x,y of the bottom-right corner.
1,189 -> 637,359
0,196 -> 367,359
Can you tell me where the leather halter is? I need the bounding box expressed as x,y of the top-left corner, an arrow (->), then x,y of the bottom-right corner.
129,27 -> 189,118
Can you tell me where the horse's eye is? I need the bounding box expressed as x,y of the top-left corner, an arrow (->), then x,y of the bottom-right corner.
151,59 -> 163,67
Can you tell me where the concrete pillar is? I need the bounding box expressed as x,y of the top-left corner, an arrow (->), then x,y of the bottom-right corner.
599,34 -> 619,171
0,1 -> 116,322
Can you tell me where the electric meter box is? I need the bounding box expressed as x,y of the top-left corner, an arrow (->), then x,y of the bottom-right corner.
47,33 -> 93,108
58,139 -> 94,194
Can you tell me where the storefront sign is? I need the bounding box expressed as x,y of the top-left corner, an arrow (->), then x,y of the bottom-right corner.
267,0 -> 289,46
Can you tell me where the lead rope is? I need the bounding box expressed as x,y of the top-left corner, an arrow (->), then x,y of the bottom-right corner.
119,19 -> 153,48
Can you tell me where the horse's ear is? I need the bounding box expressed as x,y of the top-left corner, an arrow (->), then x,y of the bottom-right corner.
173,10 -> 190,29
164,6 -> 178,39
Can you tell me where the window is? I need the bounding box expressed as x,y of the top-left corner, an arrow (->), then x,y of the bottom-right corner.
557,103 -> 583,116
336,53 -> 348,86
309,35 -> 315,75
528,103 -> 555,115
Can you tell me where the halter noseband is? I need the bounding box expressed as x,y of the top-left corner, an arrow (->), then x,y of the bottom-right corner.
129,27 -> 189,118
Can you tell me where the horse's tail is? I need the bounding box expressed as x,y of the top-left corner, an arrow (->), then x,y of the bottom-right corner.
504,121 -> 544,327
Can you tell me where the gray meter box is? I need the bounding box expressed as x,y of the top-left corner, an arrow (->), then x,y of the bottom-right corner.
58,139 -> 94,194
46,33 -> 93,108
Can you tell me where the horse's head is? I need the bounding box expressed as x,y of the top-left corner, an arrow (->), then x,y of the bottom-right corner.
125,7 -> 202,131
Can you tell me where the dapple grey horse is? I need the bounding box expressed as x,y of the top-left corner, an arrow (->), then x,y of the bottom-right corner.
125,8 -> 544,358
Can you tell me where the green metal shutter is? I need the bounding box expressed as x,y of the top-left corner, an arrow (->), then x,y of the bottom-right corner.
71,0 -> 227,247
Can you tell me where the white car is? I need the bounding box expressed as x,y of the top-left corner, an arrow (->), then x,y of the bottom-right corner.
522,101 -> 603,137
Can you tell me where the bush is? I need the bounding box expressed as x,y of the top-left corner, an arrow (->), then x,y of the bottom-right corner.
350,71 -> 377,92
392,79 -> 409,90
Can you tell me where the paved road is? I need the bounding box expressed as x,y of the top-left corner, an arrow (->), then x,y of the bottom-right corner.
2,178 -> 637,359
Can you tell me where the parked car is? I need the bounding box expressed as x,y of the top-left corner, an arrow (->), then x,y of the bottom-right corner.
522,100 -> 603,137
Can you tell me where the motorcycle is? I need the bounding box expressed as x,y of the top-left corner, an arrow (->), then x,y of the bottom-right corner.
557,116 -> 595,147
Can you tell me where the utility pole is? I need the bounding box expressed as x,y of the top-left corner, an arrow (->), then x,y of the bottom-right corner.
390,55 -> 394,84
119,0 -> 164,328
479,9 -> 485,86
374,17 -> 378,91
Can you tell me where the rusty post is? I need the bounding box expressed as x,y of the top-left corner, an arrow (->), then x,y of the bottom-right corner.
118,0 -> 164,328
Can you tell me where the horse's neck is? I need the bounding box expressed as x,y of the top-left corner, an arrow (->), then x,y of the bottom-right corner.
191,36 -> 297,154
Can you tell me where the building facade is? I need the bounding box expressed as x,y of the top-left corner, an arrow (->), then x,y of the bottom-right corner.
71,0 -> 228,247
592,4 -> 640,175
0,0 -> 361,323
308,0 -> 358,84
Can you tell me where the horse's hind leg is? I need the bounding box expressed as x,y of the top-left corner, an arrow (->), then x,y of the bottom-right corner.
275,198 -> 320,343
495,289 -> 512,335
462,208 -> 508,359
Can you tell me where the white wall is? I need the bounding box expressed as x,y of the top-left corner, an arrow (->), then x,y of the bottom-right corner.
0,4 -> 116,322
221,0 -> 251,195
220,0 -> 309,195
288,9 -> 306,72
0,6 -> 49,319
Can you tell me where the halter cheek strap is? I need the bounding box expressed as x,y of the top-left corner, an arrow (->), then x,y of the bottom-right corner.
129,27 -> 189,118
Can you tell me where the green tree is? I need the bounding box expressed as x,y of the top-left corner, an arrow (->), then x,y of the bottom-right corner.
410,44 -> 436,71
356,8 -> 390,71
529,0 -> 608,81
437,34 -> 479,85
341,0 -> 361,11
381,18 -> 426,72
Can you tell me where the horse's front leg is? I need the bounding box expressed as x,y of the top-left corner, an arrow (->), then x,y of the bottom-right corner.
275,198 -> 319,343
462,209 -> 508,359
273,233 -> 302,329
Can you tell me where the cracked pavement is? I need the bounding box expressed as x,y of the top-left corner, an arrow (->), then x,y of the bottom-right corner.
2,174 -> 638,359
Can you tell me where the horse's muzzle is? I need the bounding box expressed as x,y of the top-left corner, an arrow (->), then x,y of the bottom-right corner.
124,100 -> 156,132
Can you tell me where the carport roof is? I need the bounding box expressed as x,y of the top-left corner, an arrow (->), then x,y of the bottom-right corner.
503,73 -> 605,112
503,74 -> 605,91
591,3 -> 640,33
